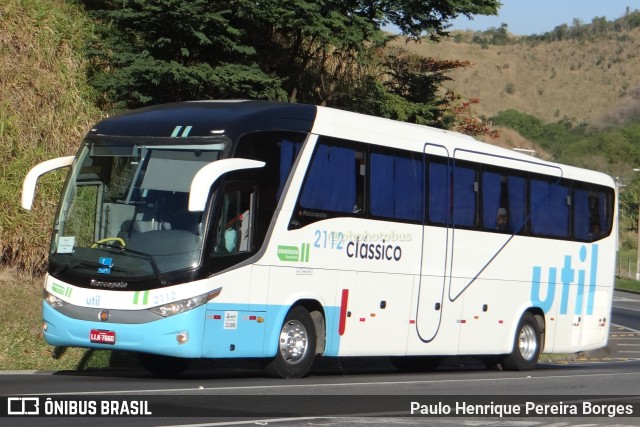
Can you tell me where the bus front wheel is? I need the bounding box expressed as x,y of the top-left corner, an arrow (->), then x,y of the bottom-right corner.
502,312 -> 541,371
264,306 -> 317,379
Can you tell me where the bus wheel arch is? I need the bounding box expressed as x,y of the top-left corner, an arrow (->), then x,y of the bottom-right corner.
291,299 -> 326,356
264,302 -> 323,378
502,310 -> 544,371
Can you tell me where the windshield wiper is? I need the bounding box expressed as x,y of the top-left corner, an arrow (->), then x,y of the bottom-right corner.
91,242 -> 163,282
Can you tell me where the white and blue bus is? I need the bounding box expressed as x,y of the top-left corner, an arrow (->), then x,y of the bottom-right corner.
22,101 -> 617,378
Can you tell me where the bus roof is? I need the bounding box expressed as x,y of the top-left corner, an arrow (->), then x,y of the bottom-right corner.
88,100 -> 317,140
86,100 -> 615,188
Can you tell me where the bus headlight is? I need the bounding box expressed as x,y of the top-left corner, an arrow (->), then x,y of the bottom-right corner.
149,288 -> 221,318
44,291 -> 65,309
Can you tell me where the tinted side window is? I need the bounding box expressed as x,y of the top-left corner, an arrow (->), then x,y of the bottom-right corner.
211,187 -> 255,256
530,178 -> 570,238
507,175 -> 527,233
428,159 -> 450,225
452,163 -> 477,227
293,137 -> 365,227
370,151 -> 423,222
299,144 -> 357,212
574,185 -> 613,241
481,170 -> 526,233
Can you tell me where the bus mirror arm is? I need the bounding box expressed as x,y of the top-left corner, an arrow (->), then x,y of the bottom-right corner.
188,158 -> 265,212
21,156 -> 75,210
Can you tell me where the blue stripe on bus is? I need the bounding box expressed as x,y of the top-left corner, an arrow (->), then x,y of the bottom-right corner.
201,303 -> 342,358
43,302 -> 342,359
42,303 -> 207,358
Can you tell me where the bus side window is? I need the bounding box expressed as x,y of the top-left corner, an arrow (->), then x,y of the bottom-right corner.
452,162 -> 477,227
574,186 -> 612,241
370,151 -> 423,222
481,170 -> 526,233
293,138 -> 364,227
530,178 -> 570,238
212,186 -> 255,256
299,144 -> 356,212
428,159 -> 450,225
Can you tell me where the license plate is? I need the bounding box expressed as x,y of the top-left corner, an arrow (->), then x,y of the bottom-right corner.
90,329 -> 116,344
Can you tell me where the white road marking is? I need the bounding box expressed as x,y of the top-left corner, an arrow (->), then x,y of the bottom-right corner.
13,370 -> 640,397
611,323 -> 640,333
612,305 -> 640,314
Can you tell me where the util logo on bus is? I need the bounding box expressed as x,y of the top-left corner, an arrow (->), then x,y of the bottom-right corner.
530,244 -> 599,315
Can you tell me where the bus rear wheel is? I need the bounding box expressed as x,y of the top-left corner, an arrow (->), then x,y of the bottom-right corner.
502,312 -> 541,371
138,354 -> 192,377
264,306 -> 317,379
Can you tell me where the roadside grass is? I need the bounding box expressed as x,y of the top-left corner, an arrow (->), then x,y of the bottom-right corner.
1,270 -> 637,372
0,272 -> 138,371
615,277 -> 640,293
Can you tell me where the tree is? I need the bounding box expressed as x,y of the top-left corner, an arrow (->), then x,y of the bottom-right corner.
551,24 -> 568,41
84,0 -> 288,109
374,47 -> 475,126
82,0 -> 500,131
492,109 -> 545,140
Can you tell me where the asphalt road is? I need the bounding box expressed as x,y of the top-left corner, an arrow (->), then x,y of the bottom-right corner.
612,290 -> 640,329
2,360 -> 639,426
592,290 -> 640,361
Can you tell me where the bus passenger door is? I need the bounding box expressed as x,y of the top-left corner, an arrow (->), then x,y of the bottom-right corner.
416,144 -> 450,342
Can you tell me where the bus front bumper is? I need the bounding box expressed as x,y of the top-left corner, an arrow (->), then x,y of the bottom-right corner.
42,302 -> 206,358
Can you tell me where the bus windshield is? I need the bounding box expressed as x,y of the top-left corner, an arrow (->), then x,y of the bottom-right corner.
50,141 -> 225,279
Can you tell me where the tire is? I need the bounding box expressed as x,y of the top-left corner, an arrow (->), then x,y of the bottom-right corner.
138,353 -> 192,377
502,312 -> 541,371
264,306 -> 317,378
390,356 -> 442,372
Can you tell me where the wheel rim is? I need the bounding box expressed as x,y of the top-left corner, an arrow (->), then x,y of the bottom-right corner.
278,319 -> 309,364
518,323 -> 538,361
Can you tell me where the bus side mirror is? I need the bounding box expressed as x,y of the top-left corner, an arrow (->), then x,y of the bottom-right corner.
188,158 -> 265,212
21,156 -> 75,210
